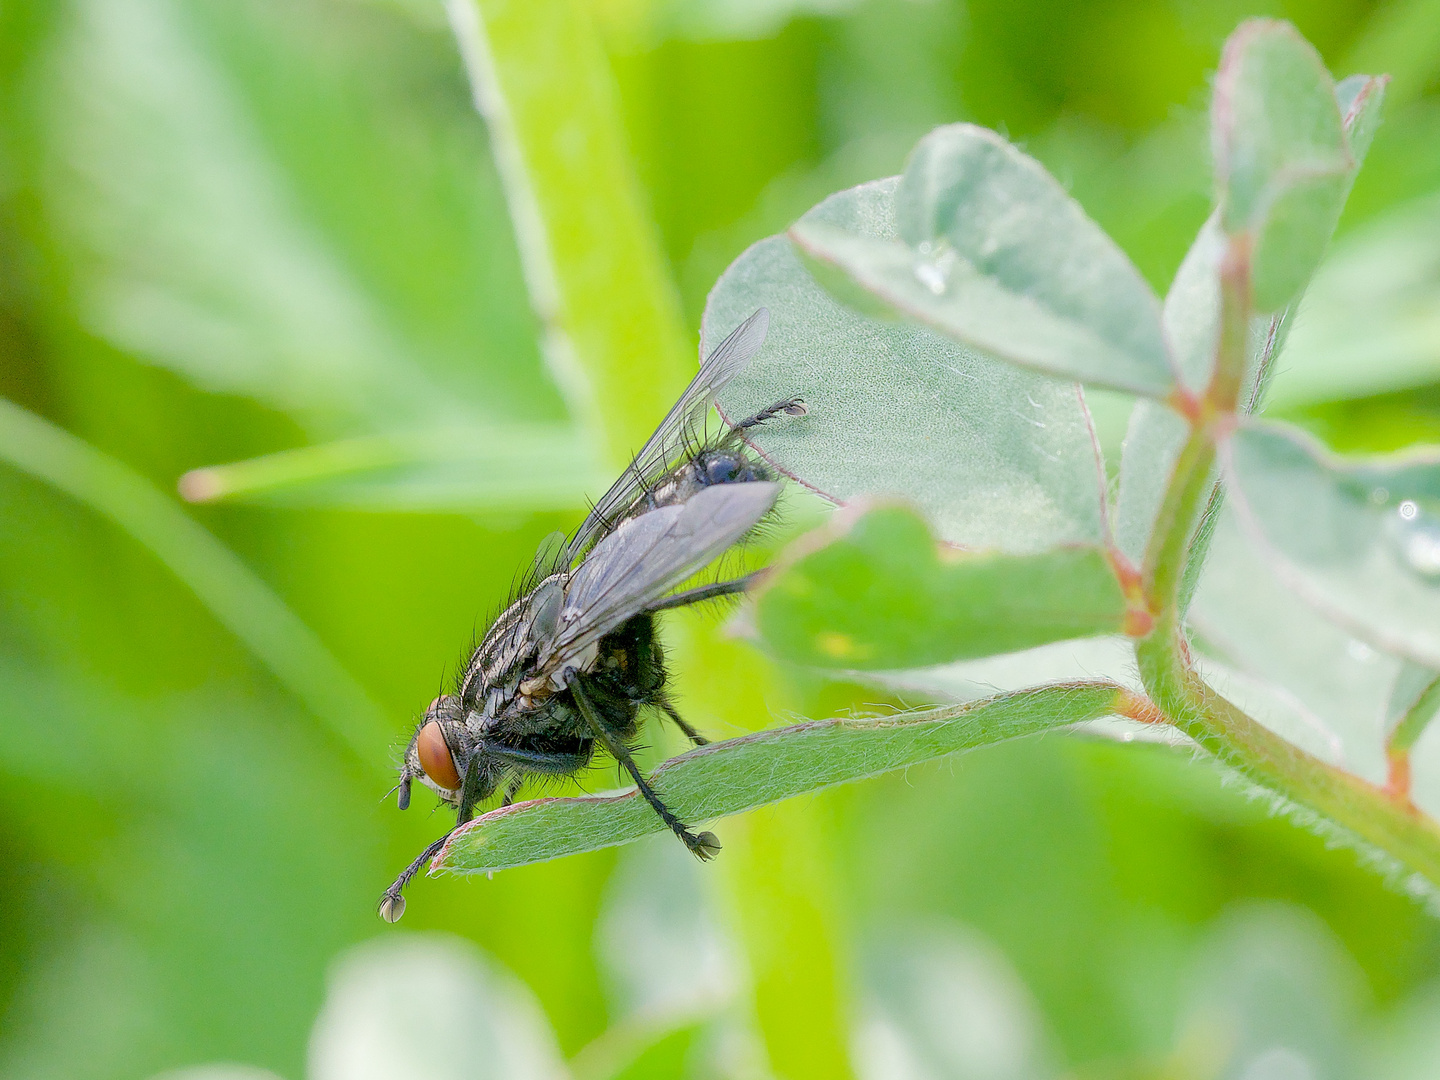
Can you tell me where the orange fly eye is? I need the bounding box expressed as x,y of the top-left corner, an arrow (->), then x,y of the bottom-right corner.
416,721 -> 460,790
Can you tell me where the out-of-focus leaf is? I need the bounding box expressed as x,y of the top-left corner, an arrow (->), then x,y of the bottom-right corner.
437,683 -> 1124,873
179,425 -> 606,510
1175,903 -> 1362,1080
751,503 -> 1128,670
787,125 -> 1177,397
1268,194 -> 1440,409
706,179 -> 1107,554
1212,20 -> 1355,312
45,0 -> 524,435
0,397 -> 387,768
1188,504 -> 1398,786
854,924 -> 1057,1080
1223,419 -> 1440,671
149,1068 -> 286,1080
1385,661 -> 1440,754
593,836 -> 736,1024
309,934 -> 568,1080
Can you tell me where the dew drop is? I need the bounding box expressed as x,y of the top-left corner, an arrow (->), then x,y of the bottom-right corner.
1370,486 -> 1389,505
912,242 -> 958,297
1388,500 -> 1440,579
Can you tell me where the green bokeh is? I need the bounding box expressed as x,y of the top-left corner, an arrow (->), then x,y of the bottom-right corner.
2,1 -> 1439,1078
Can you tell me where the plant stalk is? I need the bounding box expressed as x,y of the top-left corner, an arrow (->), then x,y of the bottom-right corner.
1135,231 -> 1440,898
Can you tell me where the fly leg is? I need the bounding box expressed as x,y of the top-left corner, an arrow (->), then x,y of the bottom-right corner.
660,699 -> 709,747
379,753 -> 492,922
499,774 -> 524,807
733,396 -> 806,431
378,833 -> 449,923
645,571 -> 762,613
569,673 -> 721,860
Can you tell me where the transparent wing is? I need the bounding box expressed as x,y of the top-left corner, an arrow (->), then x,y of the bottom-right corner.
567,308 -> 770,557
539,480 -> 780,678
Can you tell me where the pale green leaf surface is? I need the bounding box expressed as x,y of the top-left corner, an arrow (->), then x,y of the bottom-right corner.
1188,505 -> 1398,786
856,926 -> 1058,1080
1112,230 -> 1288,565
751,504 -> 1128,670
309,935 -> 567,1080
706,179 -> 1106,554
865,636 -> 1142,705
1212,20 -> 1353,312
1223,420 -> 1440,672
1386,661 -> 1440,752
787,124 -> 1175,397
1177,905 -> 1362,1080
436,684 -> 1123,873
1115,74 -> 1378,563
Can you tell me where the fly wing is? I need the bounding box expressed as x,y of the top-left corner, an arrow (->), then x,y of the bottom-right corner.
539,480 -> 780,680
567,308 -> 770,557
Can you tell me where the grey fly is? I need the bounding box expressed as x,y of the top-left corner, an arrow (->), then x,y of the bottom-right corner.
379,308 -> 803,921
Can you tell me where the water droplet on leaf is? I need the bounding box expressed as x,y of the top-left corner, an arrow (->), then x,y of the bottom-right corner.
1387,499 -> 1440,579
912,241 -> 958,296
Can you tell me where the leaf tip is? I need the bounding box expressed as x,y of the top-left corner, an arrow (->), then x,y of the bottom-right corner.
178,467 -> 225,503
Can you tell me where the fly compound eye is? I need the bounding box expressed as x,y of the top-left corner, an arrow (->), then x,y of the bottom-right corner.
416,721 -> 461,790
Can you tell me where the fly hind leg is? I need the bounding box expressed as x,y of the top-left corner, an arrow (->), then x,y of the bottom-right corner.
569,674 -> 721,860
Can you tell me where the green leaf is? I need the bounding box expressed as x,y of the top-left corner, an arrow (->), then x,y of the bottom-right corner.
1386,661 -> 1440,755
787,124 -> 1177,397
1266,193 -> 1440,410
751,504 -> 1129,670
435,682 -> 1124,873
1115,73 -> 1378,563
1223,419 -> 1440,671
1212,20 -> 1353,312
310,936 -> 568,1080
1188,502 -> 1398,785
179,425 -> 607,511
707,179 -> 1109,554
44,0 -> 549,437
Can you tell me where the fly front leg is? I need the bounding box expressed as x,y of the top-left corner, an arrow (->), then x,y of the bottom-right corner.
569,674 -> 721,860
378,832 -> 449,923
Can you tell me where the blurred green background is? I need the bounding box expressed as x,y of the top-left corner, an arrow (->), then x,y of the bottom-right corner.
2,0 -> 1440,1077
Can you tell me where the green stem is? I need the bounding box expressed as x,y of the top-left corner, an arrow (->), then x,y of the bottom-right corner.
1137,619 -> 1440,888
1136,230 -> 1440,896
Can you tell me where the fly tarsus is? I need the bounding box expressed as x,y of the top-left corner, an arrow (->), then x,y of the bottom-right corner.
569,673 -> 719,858
378,832 -> 449,923
734,396 -> 807,431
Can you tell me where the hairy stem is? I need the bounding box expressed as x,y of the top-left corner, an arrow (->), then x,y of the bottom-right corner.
1136,231 -> 1440,897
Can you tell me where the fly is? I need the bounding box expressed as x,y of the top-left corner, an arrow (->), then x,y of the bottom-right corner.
379,308 -> 804,921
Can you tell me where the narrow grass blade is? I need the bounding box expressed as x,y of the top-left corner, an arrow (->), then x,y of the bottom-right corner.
0,397 -> 388,770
